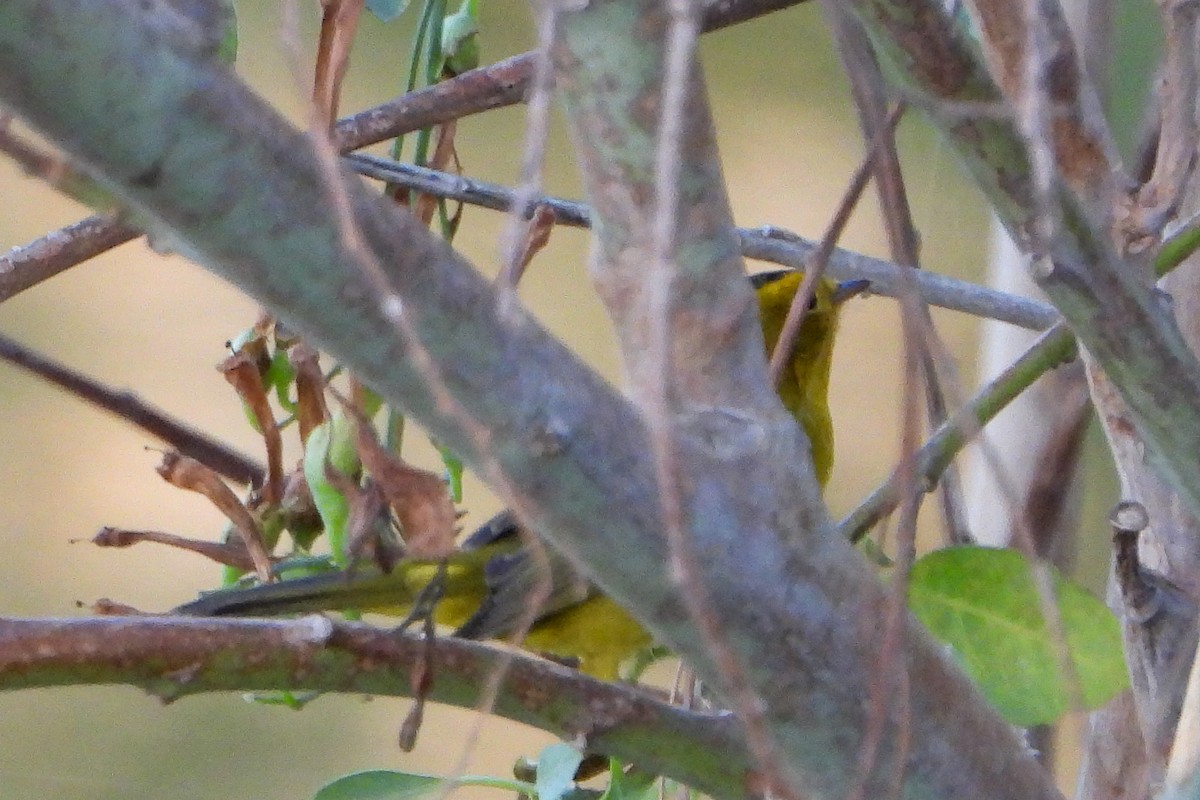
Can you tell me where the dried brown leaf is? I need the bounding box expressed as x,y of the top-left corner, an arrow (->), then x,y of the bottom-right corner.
520,205 -> 555,269
498,205 -> 556,286
399,614 -> 437,751
398,694 -> 426,752
220,349 -> 283,505
89,599 -> 146,615
280,468 -> 323,550
333,393 -> 457,559
91,526 -> 265,572
156,452 -> 274,582
329,471 -> 403,574
227,314 -> 273,373
289,341 -> 328,444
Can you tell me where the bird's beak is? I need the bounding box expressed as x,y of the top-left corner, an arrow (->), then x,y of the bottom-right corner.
832,279 -> 870,306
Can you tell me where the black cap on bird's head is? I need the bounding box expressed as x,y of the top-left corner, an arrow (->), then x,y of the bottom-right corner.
749,270 -> 870,310
748,269 -> 795,290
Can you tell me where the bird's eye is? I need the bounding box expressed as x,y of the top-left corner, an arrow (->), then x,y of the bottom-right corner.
807,295 -> 818,311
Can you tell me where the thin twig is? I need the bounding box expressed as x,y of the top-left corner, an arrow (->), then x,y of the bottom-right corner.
827,2 -> 970,546
766,104 -> 904,388
448,5 -> 565,791
839,322 -> 1076,542
1018,369 -> 1090,560
828,12 -> 971,545
824,13 -> 922,786
0,214 -> 138,301
331,0 -> 810,153
0,123 -> 141,302
0,333 -> 263,486
308,75 -> 567,774
496,9 -> 560,288
346,154 -> 1061,331
0,2 -> 810,303
839,182 -> 1200,543
846,271 -> 924,800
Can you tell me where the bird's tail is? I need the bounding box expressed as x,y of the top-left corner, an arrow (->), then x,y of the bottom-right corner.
172,560 -> 446,618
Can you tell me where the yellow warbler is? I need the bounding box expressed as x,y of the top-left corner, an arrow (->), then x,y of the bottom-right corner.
176,271 -> 861,680
752,269 -> 862,486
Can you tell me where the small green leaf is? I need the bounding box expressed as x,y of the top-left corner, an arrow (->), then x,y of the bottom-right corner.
303,419 -> 358,564
244,690 -> 320,709
908,546 -> 1129,726
329,409 -> 364,476
314,770 -> 442,800
435,441 -> 463,502
440,0 -> 479,76
314,771 -> 536,800
536,743 -> 583,800
263,348 -> 297,413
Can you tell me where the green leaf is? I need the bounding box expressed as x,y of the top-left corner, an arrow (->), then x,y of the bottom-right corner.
908,546 -> 1129,726
314,771 -> 536,800
243,690 -> 320,709
302,417 -> 360,565
536,743 -> 583,800
441,0 -> 479,76
263,348 -> 297,413
314,770 -> 443,800
435,441 -> 464,502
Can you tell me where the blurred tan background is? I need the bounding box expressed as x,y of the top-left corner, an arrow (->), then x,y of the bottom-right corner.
0,3 -> 1150,798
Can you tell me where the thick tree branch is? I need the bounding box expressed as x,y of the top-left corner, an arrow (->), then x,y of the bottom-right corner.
0,616 -> 747,797
0,3 -> 1057,800
847,0 -> 1200,567
846,0 -> 1200,791
965,0 -> 1124,207
547,2 -> 1056,799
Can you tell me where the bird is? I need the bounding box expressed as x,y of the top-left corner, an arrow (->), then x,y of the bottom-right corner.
175,270 -> 864,680
751,269 -> 863,487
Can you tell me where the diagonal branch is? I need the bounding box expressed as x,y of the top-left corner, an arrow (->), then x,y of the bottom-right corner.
0,334 -> 263,486
331,0 -> 809,154
0,3 -> 1058,800
847,0 -> 1200,560
0,213 -> 138,300
964,0 -> 1124,205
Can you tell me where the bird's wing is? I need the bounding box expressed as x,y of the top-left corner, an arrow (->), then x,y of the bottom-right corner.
454,512 -> 594,640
